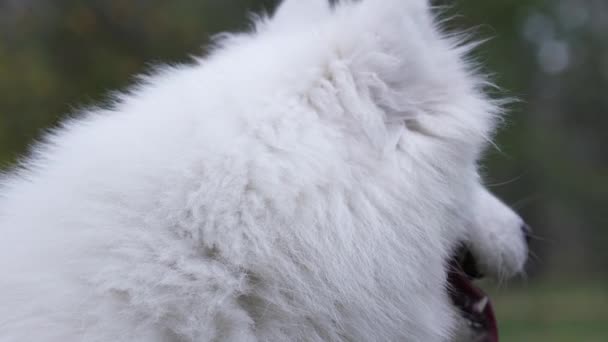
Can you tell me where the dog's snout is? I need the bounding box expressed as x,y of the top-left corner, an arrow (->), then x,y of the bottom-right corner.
521,223 -> 532,245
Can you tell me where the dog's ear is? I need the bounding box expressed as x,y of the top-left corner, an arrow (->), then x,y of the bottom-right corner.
271,0 -> 330,30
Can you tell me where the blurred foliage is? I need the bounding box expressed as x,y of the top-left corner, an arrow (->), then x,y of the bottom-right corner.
0,1 -> 607,339
0,0 -> 274,164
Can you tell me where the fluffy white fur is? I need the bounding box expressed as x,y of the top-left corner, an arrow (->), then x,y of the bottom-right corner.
0,0 -> 528,341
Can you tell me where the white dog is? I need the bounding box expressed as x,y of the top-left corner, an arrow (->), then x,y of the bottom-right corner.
0,0 -> 529,341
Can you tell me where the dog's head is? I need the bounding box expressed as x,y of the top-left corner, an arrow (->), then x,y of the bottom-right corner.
245,0 -> 530,340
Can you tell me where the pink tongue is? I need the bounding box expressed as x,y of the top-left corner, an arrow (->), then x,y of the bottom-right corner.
448,267 -> 499,342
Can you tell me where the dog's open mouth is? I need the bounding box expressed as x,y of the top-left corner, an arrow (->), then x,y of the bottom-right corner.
448,248 -> 499,342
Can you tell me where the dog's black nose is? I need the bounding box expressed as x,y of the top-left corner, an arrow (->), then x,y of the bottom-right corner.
522,223 -> 532,245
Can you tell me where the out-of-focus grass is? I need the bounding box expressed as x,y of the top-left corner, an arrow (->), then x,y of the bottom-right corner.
486,281 -> 608,342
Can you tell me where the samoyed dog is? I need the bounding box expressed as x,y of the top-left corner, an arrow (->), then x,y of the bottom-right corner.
0,0 -> 530,341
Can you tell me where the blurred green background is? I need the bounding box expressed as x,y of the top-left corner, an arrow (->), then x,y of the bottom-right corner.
0,0 -> 606,340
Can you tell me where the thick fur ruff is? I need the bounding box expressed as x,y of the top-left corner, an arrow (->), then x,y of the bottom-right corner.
0,1 -> 528,341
